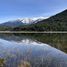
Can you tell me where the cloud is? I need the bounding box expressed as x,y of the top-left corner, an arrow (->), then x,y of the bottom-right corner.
31,16 -> 48,20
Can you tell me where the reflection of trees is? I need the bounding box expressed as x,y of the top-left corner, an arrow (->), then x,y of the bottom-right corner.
30,33 -> 67,53
0,33 -> 67,53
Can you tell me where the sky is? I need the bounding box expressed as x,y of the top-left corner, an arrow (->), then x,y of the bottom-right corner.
0,0 -> 67,23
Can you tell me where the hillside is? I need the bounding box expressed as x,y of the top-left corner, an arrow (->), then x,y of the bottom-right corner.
35,9 -> 67,31
0,9 -> 67,31
12,9 -> 67,31
0,20 -> 24,27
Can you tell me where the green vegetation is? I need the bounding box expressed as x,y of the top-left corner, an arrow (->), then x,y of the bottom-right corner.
0,10 -> 67,31
18,61 -> 31,67
0,26 -> 12,31
12,9 -> 67,31
0,58 -> 5,67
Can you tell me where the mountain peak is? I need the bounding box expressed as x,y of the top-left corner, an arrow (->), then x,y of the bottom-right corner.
0,17 -> 45,27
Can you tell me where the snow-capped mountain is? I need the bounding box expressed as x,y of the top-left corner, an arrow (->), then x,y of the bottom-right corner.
0,17 -> 45,27
20,17 -> 45,24
20,18 -> 34,24
0,19 -> 24,27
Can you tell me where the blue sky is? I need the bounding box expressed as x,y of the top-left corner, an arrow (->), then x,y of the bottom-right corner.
0,0 -> 67,23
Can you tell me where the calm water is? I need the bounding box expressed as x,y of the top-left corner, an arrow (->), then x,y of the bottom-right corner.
0,33 -> 67,67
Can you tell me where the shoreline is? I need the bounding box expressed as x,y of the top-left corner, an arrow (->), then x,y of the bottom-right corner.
0,31 -> 67,33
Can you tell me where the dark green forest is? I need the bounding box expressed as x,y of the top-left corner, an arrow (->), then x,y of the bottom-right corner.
0,9 -> 67,31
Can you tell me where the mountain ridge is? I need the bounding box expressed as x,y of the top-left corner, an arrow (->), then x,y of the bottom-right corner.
0,18 -> 45,27
0,9 -> 67,31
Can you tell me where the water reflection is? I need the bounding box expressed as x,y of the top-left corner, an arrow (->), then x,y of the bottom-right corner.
0,33 -> 67,67
0,33 -> 67,53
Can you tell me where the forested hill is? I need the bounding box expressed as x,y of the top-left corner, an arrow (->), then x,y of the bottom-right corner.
33,9 -> 67,31
13,9 -> 67,31
0,9 -> 67,31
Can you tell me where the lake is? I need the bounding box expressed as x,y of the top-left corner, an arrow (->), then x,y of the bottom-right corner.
0,33 -> 67,67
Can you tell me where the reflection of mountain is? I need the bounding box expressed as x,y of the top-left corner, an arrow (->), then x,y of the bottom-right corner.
0,36 -> 67,67
0,33 -> 67,53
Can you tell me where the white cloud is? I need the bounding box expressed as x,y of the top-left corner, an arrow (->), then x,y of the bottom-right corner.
32,16 -> 48,20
